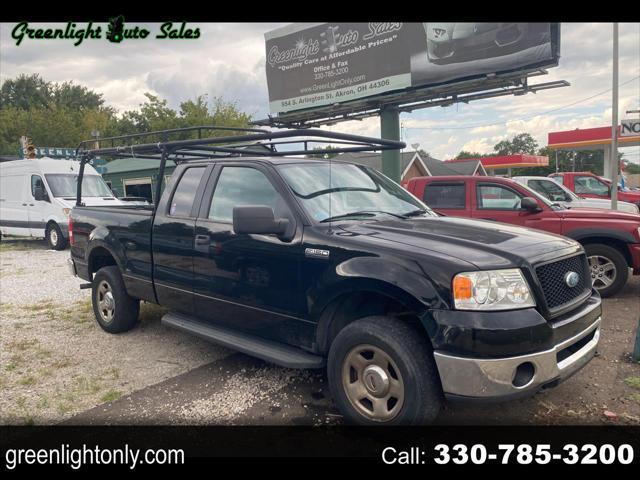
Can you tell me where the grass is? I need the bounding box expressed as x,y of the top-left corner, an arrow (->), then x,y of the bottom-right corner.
624,376 -> 640,390
100,389 -> 122,403
629,393 -> 640,406
17,376 -> 36,386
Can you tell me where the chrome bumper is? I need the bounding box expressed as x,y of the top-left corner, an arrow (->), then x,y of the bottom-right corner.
67,258 -> 77,276
434,317 -> 601,399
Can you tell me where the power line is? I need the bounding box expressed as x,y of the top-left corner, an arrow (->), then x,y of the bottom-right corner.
404,75 -> 640,131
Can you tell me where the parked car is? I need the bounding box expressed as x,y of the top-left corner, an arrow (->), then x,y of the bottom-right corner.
406,175 -> 640,297
549,171 -> 640,208
69,129 -> 603,425
423,23 -> 549,65
512,176 -> 639,214
0,158 -> 125,249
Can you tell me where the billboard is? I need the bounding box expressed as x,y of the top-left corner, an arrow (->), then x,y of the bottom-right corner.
265,23 -> 560,114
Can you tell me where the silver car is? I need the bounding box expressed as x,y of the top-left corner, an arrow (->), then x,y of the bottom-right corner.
512,176 -> 640,214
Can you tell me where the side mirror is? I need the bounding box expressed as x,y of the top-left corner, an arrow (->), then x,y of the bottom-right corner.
33,185 -> 48,202
233,205 -> 289,237
521,196 -> 542,212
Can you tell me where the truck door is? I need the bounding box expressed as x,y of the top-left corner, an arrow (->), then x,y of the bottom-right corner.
152,165 -> 210,314
472,181 -> 562,234
29,174 -> 50,238
573,175 -> 611,200
192,164 -> 305,345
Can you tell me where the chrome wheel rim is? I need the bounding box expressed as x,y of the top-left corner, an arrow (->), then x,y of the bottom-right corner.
96,281 -> 115,324
342,344 -> 404,422
588,255 -> 616,289
49,229 -> 58,246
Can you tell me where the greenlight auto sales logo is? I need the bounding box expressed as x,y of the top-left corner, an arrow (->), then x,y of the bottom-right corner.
11,17 -> 200,46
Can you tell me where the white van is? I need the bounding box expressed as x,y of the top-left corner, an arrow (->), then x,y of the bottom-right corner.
0,157 -> 124,249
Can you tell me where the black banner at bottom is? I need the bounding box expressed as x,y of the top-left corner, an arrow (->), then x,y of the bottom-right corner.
1,426 -> 639,470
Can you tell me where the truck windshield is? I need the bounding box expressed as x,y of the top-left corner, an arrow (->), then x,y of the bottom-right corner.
277,162 -> 434,222
44,174 -> 113,198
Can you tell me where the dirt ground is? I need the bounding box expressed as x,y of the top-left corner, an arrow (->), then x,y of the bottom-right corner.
1,237 -> 639,425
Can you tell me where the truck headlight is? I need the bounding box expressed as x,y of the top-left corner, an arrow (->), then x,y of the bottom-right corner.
452,269 -> 535,311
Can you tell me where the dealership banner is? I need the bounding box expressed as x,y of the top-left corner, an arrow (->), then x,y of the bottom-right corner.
265,23 -> 560,114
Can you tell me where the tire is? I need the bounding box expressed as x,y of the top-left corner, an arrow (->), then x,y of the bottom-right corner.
46,222 -> 67,250
92,266 -> 140,333
327,315 -> 442,425
584,243 -> 629,297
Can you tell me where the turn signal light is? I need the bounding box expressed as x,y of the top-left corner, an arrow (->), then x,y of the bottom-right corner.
452,275 -> 473,300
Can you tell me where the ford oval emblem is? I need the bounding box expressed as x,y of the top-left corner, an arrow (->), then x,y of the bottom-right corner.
564,271 -> 580,288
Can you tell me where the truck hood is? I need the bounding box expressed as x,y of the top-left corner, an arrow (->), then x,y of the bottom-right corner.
556,207 -> 640,222
339,216 -> 580,270
568,198 -> 639,215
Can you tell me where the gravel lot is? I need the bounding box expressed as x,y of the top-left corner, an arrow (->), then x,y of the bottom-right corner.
1,237 -> 639,425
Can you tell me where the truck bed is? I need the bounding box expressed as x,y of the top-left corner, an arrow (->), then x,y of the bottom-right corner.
70,204 -> 156,303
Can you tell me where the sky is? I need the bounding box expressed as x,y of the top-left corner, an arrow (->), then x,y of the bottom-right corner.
1,22 -> 639,164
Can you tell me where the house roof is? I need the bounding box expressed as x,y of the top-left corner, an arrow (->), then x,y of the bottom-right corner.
335,151 -> 484,177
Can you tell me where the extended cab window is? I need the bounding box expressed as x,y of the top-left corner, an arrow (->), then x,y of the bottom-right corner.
208,167 -> 284,223
574,176 -> 609,195
477,184 -> 523,210
423,183 -> 465,209
168,167 -> 206,217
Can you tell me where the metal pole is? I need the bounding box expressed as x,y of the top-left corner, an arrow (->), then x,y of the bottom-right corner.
380,107 -> 401,182
610,22 -> 619,210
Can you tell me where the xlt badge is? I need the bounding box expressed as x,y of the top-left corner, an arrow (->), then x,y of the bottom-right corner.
305,248 -> 330,259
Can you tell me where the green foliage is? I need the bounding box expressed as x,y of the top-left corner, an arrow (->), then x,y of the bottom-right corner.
0,75 -> 252,155
493,133 -> 538,155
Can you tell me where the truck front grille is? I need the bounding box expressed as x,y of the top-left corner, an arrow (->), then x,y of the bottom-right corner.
535,254 -> 590,311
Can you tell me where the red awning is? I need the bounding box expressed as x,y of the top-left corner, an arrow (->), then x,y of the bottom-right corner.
446,154 -> 548,169
548,126 -> 640,149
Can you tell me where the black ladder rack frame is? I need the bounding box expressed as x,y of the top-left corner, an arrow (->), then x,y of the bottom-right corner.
74,126 -> 405,208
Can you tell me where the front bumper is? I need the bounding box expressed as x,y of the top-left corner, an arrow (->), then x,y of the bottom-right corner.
433,314 -> 601,401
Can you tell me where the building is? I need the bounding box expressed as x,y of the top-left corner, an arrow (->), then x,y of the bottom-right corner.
336,151 -> 486,185
446,154 -> 549,176
102,158 -> 174,203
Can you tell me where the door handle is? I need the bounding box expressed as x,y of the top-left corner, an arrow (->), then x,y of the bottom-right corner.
195,234 -> 210,246
194,234 -> 210,253
22,203 -> 27,206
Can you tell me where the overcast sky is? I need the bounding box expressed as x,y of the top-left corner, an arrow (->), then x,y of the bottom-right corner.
1,22 -> 638,164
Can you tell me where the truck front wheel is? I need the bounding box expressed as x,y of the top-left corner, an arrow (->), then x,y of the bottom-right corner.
584,243 -> 628,297
92,266 -> 140,333
46,222 -> 67,250
327,316 -> 442,425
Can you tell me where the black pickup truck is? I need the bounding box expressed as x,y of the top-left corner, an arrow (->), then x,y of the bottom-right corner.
68,128 -> 602,425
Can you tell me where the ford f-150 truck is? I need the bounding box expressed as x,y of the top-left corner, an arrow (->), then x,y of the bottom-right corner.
406,175 -> 640,298
549,171 -> 640,208
68,128 -> 602,425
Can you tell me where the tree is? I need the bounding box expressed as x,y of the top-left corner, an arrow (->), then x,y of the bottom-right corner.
493,133 -> 538,155
0,74 -> 51,110
51,81 -> 105,110
455,150 -> 485,160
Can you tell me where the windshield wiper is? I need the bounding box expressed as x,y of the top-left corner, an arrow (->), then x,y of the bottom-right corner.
403,209 -> 429,217
320,210 -> 407,223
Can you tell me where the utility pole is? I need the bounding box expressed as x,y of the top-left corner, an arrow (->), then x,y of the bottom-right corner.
610,22 -> 619,210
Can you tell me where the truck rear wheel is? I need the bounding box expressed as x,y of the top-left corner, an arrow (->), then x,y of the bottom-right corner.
584,243 -> 628,297
327,316 -> 442,425
92,266 -> 140,333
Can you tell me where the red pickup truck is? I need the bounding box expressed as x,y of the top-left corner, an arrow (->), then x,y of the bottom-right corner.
549,172 -> 640,207
405,175 -> 640,297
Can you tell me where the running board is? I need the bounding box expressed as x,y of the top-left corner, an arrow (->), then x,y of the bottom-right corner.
161,312 -> 325,369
